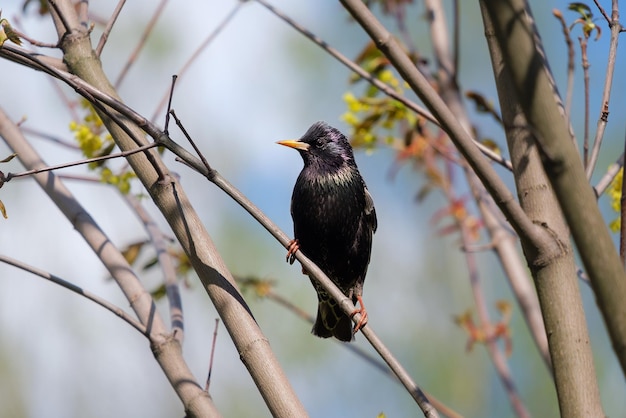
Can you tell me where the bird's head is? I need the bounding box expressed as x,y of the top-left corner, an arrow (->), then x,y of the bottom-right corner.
277,121 -> 356,172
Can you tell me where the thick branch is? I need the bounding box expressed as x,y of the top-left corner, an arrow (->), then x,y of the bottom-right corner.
479,4 -> 603,416
45,1 -> 307,417
0,108 -> 220,418
481,0 -> 626,389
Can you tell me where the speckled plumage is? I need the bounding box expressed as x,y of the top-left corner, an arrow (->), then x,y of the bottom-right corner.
279,121 -> 377,341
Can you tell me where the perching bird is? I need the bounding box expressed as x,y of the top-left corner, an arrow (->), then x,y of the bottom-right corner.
278,121 -> 377,342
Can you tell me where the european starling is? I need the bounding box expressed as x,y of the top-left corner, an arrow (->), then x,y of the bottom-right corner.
278,121 -> 377,342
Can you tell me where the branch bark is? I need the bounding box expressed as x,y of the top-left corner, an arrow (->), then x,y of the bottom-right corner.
0,108 -> 221,418
481,0 -> 626,383
44,2 -> 308,417
480,3 -> 602,415
337,0 -> 555,262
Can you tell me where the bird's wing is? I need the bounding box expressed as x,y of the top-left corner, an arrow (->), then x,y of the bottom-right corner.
364,187 -> 378,233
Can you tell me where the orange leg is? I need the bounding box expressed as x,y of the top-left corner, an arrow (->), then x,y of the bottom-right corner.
350,295 -> 368,335
286,239 -> 299,265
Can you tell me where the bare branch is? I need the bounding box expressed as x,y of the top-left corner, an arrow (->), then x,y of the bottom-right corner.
3,142 -> 158,183
0,255 -> 147,335
0,107 -> 221,418
124,193 -> 185,342
114,0 -> 169,88
552,9 -> 576,119
338,0 -> 543,252
150,2 -> 245,121
205,319 -> 220,393
586,5 -> 622,178
593,0 -> 612,24
255,0 -> 512,170
593,151 -> 623,196
164,112 -> 439,416
481,0 -> 626,404
96,0 -> 127,57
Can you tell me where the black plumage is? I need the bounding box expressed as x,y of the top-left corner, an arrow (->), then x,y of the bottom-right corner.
278,121 -> 377,342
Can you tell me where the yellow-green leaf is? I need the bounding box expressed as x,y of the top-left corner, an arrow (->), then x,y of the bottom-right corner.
0,199 -> 7,219
568,2 -> 592,19
121,241 -> 147,265
150,284 -> 167,300
0,19 -> 22,46
0,153 -> 17,163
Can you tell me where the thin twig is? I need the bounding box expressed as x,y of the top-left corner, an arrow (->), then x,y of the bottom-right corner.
166,111 -> 438,416
169,110 -> 212,174
205,319 -> 220,392
20,126 -> 80,150
0,254 -> 148,335
150,2 -> 245,121
164,75 -> 178,134
11,28 -> 58,48
48,0 -> 73,35
593,0 -> 611,24
262,287 -> 463,418
339,0 -> 544,268
579,37 -> 590,167
452,0 -> 460,80
254,0 -> 511,171
3,142 -> 158,183
552,9 -> 575,119
124,193 -> 185,342
96,0 -> 127,57
114,0 -> 169,88
593,151 -> 624,197
586,4 -> 622,178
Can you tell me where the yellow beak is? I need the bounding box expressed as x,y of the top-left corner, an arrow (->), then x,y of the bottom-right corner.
277,139 -> 310,151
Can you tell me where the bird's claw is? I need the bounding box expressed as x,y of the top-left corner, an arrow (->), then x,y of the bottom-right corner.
286,239 -> 299,265
350,295 -> 368,335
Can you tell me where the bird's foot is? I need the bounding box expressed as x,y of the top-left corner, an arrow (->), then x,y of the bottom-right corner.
286,239 -> 299,265
350,295 -> 368,335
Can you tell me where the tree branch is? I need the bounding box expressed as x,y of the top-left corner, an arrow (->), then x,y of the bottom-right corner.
45,2 -> 307,416
338,0 -> 547,254
0,254 -> 147,335
0,108 -> 221,418
482,0 -> 626,394
255,0 -> 512,171
585,0 -> 622,179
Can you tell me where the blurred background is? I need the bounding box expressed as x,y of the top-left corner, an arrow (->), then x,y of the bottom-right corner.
0,1 -> 625,417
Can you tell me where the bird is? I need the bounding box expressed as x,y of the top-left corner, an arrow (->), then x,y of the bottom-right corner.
277,121 -> 377,342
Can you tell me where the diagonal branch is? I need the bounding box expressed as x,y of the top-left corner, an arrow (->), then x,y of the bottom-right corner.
585,2 -> 622,178
255,0 -> 512,171
481,0 -> 626,388
0,108 -> 221,417
3,13 -> 438,415
337,0 -> 548,255
0,254 -> 147,335
45,2 -> 307,416
124,193 -> 185,343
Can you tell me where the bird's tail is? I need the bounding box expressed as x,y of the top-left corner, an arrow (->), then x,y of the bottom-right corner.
312,298 -> 353,342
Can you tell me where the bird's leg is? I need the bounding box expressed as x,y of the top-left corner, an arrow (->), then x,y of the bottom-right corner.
350,295 -> 368,335
286,239 -> 300,265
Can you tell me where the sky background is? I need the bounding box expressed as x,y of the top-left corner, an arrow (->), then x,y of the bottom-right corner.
0,1 -> 625,417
